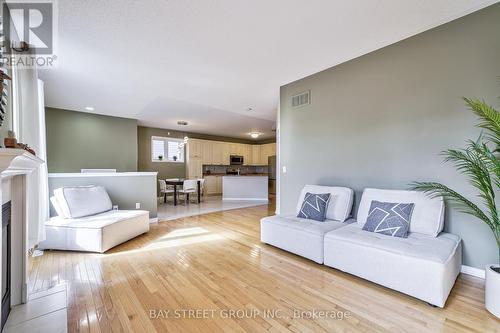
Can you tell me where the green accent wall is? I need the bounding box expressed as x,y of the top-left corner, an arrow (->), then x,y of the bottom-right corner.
137,126 -> 186,179
279,4 -> 500,269
45,108 -> 138,172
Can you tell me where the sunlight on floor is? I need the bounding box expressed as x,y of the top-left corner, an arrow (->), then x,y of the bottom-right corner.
159,226 -> 209,239
104,226 -> 224,257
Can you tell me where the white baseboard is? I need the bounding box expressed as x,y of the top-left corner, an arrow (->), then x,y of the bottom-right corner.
149,217 -> 159,224
461,265 -> 485,279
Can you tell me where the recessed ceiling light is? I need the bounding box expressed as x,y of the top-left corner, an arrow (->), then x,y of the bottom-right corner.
247,107 -> 253,112
249,132 -> 261,139
177,121 -> 188,126
85,106 -> 94,111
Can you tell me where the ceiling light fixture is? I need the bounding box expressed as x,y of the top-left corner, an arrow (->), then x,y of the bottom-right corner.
247,107 -> 253,112
85,106 -> 94,111
249,132 -> 261,139
177,121 -> 188,126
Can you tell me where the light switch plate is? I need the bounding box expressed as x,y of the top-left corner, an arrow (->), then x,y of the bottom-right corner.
136,202 -> 141,209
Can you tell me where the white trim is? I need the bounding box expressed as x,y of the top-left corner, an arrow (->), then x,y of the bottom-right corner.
461,265 -> 485,279
276,96 -> 280,215
151,160 -> 184,164
81,169 -> 117,173
48,172 -> 158,178
0,149 -> 44,179
149,217 -> 159,224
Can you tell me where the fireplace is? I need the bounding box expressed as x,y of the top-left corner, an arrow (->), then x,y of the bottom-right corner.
0,149 -> 44,327
1,201 -> 10,330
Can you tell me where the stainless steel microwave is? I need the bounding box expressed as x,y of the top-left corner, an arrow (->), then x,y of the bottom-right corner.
230,155 -> 244,165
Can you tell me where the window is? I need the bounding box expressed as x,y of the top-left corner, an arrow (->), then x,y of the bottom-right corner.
151,136 -> 184,162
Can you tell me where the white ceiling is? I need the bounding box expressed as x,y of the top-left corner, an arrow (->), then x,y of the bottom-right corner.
40,0 -> 498,140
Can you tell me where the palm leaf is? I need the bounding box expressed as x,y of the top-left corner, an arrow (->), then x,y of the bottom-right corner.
463,97 -> 500,151
413,88 -> 500,264
410,182 -> 496,231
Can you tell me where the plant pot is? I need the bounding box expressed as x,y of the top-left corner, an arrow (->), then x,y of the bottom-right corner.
485,264 -> 500,318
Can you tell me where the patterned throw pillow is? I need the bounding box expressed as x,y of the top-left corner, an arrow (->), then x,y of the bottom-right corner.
362,201 -> 415,238
297,192 -> 331,222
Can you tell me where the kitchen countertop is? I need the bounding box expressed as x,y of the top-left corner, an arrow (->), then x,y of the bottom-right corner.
222,175 -> 268,177
204,173 -> 268,176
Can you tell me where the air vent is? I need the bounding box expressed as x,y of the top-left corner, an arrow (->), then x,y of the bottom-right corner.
291,90 -> 310,108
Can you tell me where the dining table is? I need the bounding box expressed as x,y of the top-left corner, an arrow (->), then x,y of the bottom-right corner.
164,178 -> 201,206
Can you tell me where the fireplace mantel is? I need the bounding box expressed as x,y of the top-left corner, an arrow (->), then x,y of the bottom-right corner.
0,148 -> 44,327
0,148 -> 44,177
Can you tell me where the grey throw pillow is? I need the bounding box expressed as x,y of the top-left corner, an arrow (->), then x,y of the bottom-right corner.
362,200 -> 415,238
297,192 -> 331,222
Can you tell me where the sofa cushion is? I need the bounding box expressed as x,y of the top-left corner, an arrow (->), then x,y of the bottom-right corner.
50,196 -> 66,218
362,201 -> 414,238
54,185 -> 113,218
357,188 -> 444,237
323,223 -> 461,307
297,192 -> 331,221
326,223 -> 460,264
264,215 -> 350,236
46,210 -> 147,228
261,215 -> 353,263
295,185 -> 354,222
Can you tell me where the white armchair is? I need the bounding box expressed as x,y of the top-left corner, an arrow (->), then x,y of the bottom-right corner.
40,185 -> 149,253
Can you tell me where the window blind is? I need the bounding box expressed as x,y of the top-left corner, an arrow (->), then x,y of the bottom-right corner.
152,139 -> 165,160
167,141 -> 180,161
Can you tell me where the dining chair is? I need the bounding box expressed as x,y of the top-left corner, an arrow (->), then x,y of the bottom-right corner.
159,179 -> 175,203
198,178 -> 206,201
178,179 -> 198,205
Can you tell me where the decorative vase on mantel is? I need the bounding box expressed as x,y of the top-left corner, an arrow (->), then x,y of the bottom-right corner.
4,130 -> 17,148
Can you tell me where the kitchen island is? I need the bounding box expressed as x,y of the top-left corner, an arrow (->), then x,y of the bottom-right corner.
222,175 -> 269,201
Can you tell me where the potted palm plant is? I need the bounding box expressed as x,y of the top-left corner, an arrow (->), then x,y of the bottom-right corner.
411,96 -> 499,318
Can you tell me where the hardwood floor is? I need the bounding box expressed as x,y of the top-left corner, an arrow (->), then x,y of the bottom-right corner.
29,203 -> 500,332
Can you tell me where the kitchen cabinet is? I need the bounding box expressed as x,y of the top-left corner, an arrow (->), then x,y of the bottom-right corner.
235,144 -> 244,156
211,141 -> 224,164
222,143 -> 230,165
187,140 -> 275,177
187,157 -> 202,179
259,143 -> 276,165
216,176 -> 223,193
251,145 -> 260,165
243,145 -> 251,165
204,175 -> 223,195
228,143 -> 238,155
201,141 -> 213,164
188,139 -> 202,158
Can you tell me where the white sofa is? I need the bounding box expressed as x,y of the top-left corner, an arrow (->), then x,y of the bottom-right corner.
323,188 -> 461,307
39,186 -> 150,253
261,186 -> 462,307
261,185 -> 354,263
